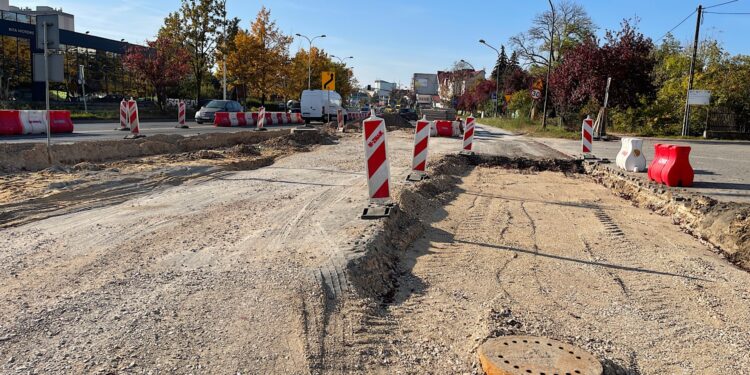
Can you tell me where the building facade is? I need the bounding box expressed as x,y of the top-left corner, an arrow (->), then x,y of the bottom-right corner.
0,2 -> 134,102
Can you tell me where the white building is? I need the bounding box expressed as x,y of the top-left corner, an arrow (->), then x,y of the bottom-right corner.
371,80 -> 396,98
8,4 -> 75,31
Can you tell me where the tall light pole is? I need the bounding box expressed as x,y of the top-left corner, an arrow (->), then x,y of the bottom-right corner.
459,59 -> 475,70
331,55 -> 353,65
479,39 -> 501,117
542,0 -> 554,129
222,0 -> 227,100
295,33 -> 326,90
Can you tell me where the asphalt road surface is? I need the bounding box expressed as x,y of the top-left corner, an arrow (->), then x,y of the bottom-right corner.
493,127 -> 750,203
0,120 -> 305,144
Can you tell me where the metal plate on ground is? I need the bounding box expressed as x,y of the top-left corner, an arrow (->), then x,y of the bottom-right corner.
478,336 -> 602,375
361,204 -> 393,219
406,173 -> 429,182
291,127 -> 318,134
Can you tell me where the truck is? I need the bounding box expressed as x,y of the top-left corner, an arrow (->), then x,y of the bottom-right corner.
300,90 -> 346,123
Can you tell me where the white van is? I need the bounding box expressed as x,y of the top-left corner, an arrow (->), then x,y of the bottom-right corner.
300,90 -> 347,123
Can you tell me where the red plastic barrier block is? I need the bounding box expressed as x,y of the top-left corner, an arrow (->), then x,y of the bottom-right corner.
48,110 -> 74,133
214,112 -> 230,127
435,120 -> 454,137
0,110 -> 22,135
661,145 -> 694,187
648,144 -> 670,183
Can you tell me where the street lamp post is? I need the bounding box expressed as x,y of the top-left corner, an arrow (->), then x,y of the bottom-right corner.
331,55 -> 353,65
479,39 -> 501,117
222,0 -> 227,100
542,0 -> 554,129
295,33 -> 326,90
459,59 -> 475,70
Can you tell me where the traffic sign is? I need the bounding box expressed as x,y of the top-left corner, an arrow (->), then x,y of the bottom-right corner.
688,90 -> 711,105
491,92 -> 497,100
531,89 -> 542,100
504,94 -> 512,103
322,71 -> 335,90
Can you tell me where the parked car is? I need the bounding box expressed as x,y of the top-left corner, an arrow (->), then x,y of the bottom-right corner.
194,100 -> 243,124
399,108 -> 418,121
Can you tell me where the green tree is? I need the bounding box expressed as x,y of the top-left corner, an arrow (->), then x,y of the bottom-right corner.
178,0 -> 230,102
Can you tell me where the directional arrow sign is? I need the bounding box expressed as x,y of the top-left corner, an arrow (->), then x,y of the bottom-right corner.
322,71 -> 335,91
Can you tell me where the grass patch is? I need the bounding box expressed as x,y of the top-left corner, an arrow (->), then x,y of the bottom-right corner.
473,117 -> 580,140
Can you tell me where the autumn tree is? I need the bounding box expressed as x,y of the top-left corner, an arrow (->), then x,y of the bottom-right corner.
123,36 -> 191,109
222,7 -> 291,105
549,20 -> 655,122
509,0 -> 595,66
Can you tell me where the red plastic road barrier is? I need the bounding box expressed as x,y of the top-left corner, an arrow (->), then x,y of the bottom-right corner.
0,110 -> 22,135
648,144 -> 669,183
48,110 -> 74,133
363,114 -> 391,202
661,145 -> 694,187
435,120 -> 454,137
214,112 -> 230,126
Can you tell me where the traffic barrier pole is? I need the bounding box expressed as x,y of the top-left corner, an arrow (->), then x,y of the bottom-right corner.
118,99 -> 130,131
582,115 -> 594,156
125,99 -> 145,139
256,107 -> 267,131
337,109 -> 344,132
176,100 -> 188,129
462,116 -> 475,154
407,116 -> 431,181
361,111 -> 393,219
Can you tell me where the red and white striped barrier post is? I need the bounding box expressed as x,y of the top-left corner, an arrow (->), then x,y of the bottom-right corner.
125,99 -> 145,139
117,99 -> 130,131
337,108 -> 344,132
407,115 -> 431,181
460,116 -> 476,155
361,111 -> 393,219
256,107 -> 267,131
176,100 -> 188,129
582,115 -> 594,157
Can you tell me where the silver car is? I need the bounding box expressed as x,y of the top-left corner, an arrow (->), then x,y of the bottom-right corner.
195,100 -> 244,124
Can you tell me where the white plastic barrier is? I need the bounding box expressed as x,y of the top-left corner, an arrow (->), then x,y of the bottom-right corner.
19,110 -> 48,134
616,137 -> 647,172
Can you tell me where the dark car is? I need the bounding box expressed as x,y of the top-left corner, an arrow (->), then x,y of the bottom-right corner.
399,108 -> 418,121
194,100 -> 244,124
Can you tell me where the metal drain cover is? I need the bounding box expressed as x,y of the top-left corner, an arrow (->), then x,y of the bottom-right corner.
478,336 -> 602,375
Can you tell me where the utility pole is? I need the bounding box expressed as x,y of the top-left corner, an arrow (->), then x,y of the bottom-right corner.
542,0 -> 554,129
478,40 -> 501,117
222,0 -> 227,101
682,4 -> 703,137
43,22 -> 51,148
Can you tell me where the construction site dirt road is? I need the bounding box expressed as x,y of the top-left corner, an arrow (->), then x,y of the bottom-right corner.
1,125 -> 749,374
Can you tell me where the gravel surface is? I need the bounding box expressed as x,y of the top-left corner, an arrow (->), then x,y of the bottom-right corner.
2,125 -> 747,374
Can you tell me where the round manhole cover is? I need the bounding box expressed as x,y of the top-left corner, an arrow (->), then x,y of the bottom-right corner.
478,336 -> 602,375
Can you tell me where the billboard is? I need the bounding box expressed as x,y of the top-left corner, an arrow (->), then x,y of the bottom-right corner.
413,73 -> 438,95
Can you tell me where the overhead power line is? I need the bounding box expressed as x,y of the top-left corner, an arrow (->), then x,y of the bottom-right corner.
704,0 -> 739,9
657,9 -> 697,41
704,10 -> 750,14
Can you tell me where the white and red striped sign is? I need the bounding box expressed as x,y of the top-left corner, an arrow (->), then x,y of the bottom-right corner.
257,107 -> 266,130
363,113 -> 390,202
412,116 -> 431,174
582,116 -> 593,154
119,99 -> 129,130
128,99 -> 140,136
178,101 -> 186,127
463,116 -> 475,151
337,109 -> 344,132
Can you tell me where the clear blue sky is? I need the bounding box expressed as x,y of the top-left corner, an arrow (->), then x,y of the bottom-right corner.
13,0 -> 750,87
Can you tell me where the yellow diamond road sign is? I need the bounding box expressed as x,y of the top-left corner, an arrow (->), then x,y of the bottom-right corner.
322,71 -> 335,91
